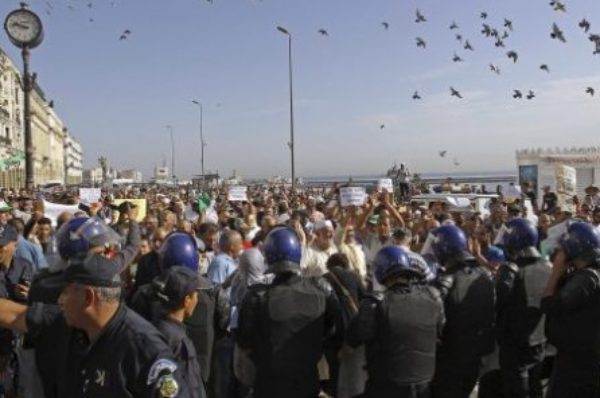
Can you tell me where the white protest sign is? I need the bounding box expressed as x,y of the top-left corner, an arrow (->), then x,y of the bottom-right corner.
555,165 -> 577,213
43,200 -> 80,227
228,186 -> 248,201
377,178 -> 394,193
504,184 -> 522,203
79,188 -> 102,205
339,187 -> 366,207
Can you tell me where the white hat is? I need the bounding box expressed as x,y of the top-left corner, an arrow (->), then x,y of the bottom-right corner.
314,219 -> 333,231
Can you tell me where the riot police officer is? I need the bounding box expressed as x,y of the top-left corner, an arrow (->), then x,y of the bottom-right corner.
236,226 -> 340,398
496,218 -> 551,398
430,224 -> 496,398
347,245 -> 445,398
129,232 -> 216,385
542,222 -> 600,397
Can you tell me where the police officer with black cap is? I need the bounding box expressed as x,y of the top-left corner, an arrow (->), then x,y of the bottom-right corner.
153,266 -> 210,398
0,254 -> 191,398
129,232 -> 216,386
542,222 -> 600,397
347,245 -> 444,398
430,224 -> 496,398
236,226 -> 340,398
496,218 -> 551,398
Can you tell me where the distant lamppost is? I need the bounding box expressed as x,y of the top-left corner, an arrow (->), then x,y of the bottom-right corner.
276,25 -> 296,191
98,156 -> 107,187
191,100 -> 206,186
166,125 -> 175,181
4,3 -> 44,190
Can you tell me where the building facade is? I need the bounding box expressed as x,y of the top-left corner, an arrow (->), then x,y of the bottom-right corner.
516,146 -> 600,206
64,129 -> 83,185
0,49 -> 25,188
118,169 -> 143,183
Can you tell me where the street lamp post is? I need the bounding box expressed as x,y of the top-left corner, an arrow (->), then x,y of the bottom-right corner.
276,26 -> 296,191
166,125 -> 175,182
191,100 -> 205,188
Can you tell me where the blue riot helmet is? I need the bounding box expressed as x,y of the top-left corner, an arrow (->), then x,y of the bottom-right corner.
503,218 -> 540,259
373,246 -> 414,284
263,226 -> 302,274
485,245 -> 506,264
159,232 -> 199,272
431,224 -> 468,263
560,222 -> 600,261
57,216 -> 121,261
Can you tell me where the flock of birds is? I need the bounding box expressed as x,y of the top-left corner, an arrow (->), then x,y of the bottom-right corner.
316,3 -> 600,103
29,0 -> 600,167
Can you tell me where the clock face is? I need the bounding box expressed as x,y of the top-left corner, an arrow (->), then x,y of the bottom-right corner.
4,9 -> 42,46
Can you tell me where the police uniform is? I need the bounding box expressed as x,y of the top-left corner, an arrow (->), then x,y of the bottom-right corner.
432,257 -> 496,398
496,256 -> 551,398
27,302 -> 189,398
542,265 -> 600,397
347,284 -> 445,398
156,318 -> 206,398
129,279 -> 216,384
236,273 -> 339,398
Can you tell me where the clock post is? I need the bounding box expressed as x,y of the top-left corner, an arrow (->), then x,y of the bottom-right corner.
3,3 -> 44,190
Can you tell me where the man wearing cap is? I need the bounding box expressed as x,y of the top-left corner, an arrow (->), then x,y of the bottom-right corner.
584,185 -> 600,209
0,254 -> 191,398
154,266 -> 208,398
301,219 -> 338,277
541,186 -> 558,215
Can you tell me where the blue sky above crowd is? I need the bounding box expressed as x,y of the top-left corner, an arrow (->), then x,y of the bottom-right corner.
0,0 -> 599,179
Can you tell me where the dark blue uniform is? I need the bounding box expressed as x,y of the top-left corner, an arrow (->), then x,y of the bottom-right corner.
155,318 -> 206,398
26,302 -> 190,398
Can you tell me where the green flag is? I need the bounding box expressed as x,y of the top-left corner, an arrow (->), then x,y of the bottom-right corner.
197,192 -> 211,213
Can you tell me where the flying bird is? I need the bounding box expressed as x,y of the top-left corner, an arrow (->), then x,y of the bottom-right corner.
550,1 -> 566,13
119,34 -> 128,40
490,64 -> 501,75
452,52 -> 463,62
579,19 -> 591,33
491,28 -> 499,38
495,39 -> 505,48
589,34 -> 600,54
464,40 -> 474,51
450,87 -> 463,98
507,50 -> 518,63
449,21 -> 459,30
379,124 -> 385,130
504,18 -> 513,31
586,87 -> 595,96
480,12 -> 488,19
124,29 -> 131,35
456,34 -> 463,42
513,90 -> 523,99
453,158 -> 460,166
416,37 -> 427,48
318,29 -> 328,36
502,31 -> 510,39
439,150 -> 447,157
526,90 -> 536,100
415,9 -> 426,23
381,22 -> 389,30
551,23 -> 566,42
413,91 -> 422,100
481,24 -> 492,37
540,64 -> 550,72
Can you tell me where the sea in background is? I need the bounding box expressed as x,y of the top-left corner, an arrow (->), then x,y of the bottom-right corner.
303,170 -> 518,192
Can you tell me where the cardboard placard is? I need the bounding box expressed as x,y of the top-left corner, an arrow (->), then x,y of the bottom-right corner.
228,186 -> 248,201
377,178 -> 394,193
112,199 -> 147,222
79,188 -> 102,205
339,187 -> 366,207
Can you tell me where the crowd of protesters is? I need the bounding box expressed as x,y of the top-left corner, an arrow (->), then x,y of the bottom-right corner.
0,179 -> 594,397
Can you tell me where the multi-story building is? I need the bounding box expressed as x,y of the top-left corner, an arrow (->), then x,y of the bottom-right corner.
0,47 -> 84,188
118,169 -> 143,183
31,83 -> 65,185
83,167 -> 117,187
64,129 -> 83,185
0,49 -> 25,188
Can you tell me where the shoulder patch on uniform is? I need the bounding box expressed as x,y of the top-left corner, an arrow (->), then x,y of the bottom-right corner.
147,358 -> 177,386
158,374 -> 179,398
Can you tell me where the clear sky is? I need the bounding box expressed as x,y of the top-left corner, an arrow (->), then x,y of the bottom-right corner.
0,0 -> 599,180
